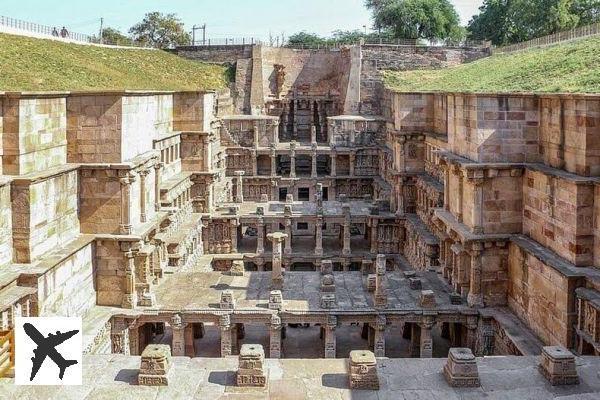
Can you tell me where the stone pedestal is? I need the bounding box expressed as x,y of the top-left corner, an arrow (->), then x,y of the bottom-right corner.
367,274 -> 376,292
320,293 -> 337,309
220,290 -> 236,309
409,278 -> 422,290
348,350 -> 379,390
138,344 -> 172,386
230,260 -> 244,276
269,290 -> 283,310
237,344 -> 267,388
419,290 -> 436,308
267,232 -> 288,289
321,260 -> 333,275
321,274 -> 336,292
539,346 -> 579,386
443,348 -> 480,388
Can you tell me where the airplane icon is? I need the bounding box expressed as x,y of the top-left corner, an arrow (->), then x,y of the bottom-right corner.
23,323 -> 79,381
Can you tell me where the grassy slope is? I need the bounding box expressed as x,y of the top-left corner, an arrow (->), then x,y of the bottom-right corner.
0,33 -> 228,91
384,36 -> 600,93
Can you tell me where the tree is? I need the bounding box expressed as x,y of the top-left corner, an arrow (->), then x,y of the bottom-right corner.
129,12 -> 191,48
286,32 -> 328,47
468,0 -> 583,45
572,0 -> 600,24
367,0 -> 464,41
99,27 -> 133,46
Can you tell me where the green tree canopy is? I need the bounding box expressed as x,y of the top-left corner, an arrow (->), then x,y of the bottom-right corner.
129,12 -> 191,48
366,0 -> 464,41
99,27 -> 133,46
467,0 -> 594,46
286,32 -> 328,47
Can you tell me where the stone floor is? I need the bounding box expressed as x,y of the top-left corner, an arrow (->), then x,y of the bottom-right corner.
151,270 -> 464,312
1,355 -> 599,399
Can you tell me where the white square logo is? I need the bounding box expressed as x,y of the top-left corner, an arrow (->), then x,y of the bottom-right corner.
14,317 -> 82,385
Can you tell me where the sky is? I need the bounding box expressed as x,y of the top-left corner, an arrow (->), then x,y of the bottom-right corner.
1,0 -> 484,41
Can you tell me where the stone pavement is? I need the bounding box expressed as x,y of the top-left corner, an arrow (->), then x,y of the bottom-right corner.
1,355 -> 599,399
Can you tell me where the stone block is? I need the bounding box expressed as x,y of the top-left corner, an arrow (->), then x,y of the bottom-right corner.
321,274 -> 336,292
321,260 -> 333,275
348,350 -> 379,390
403,271 -> 416,279
538,346 -> 579,386
286,194 -> 294,203
367,274 -> 377,292
409,278 -> 422,290
260,194 -> 269,202
237,344 -> 267,388
138,344 -> 172,386
449,292 -> 462,305
320,293 -> 337,309
220,290 -> 236,310
269,290 -> 283,310
361,260 -> 374,275
256,206 -> 265,215
230,260 -> 244,276
419,290 -> 436,308
443,348 -> 480,388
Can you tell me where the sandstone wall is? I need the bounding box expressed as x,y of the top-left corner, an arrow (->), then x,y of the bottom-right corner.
2,96 -> 67,175
507,240 -> 582,346
523,168 -> 595,267
539,95 -> 600,177
12,169 -> 80,263
390,92 -> 434,132
361,45 -> 490,71
595,185 -> 600,267
448,94 -> 540,163
173,92 -> 214,132
28,240 -> 95,317
171,45 -> 253,64
67,94 -> 122,163
0,180 -> 13,267
95,240 -> 125,307
121,94 -> 173,162
481,246 -> 509,306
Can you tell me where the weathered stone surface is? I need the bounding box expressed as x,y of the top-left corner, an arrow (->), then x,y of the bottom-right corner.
348,350 -> 379,390
138,344 -> 172,386
237,344 -> 267,388
443,348 -> 480,388
539,346 -> 579,386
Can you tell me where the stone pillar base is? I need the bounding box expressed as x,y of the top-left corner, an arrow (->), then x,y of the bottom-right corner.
348,350 -> 379,390
138,344 -> 172,386
443,348 -> 480,388
237,344 -> 267,388
539,346 -> 579,386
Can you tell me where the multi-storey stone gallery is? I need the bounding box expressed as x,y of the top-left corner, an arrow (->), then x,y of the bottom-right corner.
1,41 -> 600,397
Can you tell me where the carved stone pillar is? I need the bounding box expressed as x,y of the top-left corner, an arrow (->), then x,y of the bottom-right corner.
419,318 -> 434,358
122,249 -> 138,309
219,314 -> 233,357
456,167 -> 463,223
139,169 -> 149,223
270,148 -> 277,176
256,219 -> 265,255
170,314 -> 186,357
370,219 -> 379,253
230,220 -> 239,253
311,148 -> 318,178
315,216 -> 324,256
472,176 -> 484,234
466,316 -> 479,351
234,170 -> 245,203
251,150 -> 258,176
373,315 -> 386,357
324,316 -> 337,358
269,314 -> 283,358
444,164 -> 450,211
284,218 -> 292,255
253,121 -> 260,150
154,163 -> 163,212
342,204 -> 351,256
467,244 -> 484,308
311,125 -> 317,144
330,152 -> 337,176
267,232 -> 288,289
408,323 -> 420,357
289,143 -> 296,178
111,317 -> 130,355
119,173 -> 136,234
204,136 -> 213,172
349,153 -> 355,177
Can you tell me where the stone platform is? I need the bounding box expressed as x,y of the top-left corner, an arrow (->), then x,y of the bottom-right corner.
1,355 -> 600,399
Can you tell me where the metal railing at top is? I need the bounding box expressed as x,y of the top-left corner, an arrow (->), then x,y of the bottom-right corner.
191,37 -> 263,46
0,15 -> 93,43
494,22 -> 600,54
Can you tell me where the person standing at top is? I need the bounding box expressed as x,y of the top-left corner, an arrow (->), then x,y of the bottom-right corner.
60,26 -> 69,38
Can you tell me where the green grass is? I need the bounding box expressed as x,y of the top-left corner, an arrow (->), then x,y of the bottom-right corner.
383,36 -> 600,93
0,33 -> 229,91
